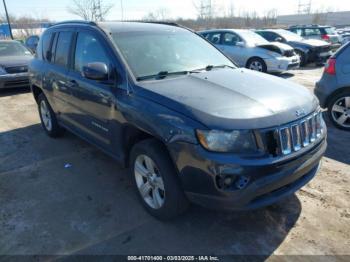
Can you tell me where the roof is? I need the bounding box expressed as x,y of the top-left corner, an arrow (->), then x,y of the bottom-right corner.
97,21 -> 187,34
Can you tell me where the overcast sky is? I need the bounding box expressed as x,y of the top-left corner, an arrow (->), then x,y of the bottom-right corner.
3,0 -> 350,21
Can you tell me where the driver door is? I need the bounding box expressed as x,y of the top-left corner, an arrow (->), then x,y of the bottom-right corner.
64,30 -> 116,150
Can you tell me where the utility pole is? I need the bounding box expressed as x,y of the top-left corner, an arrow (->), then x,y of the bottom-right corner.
120,0 -> 124,21
2,0 -> 13,39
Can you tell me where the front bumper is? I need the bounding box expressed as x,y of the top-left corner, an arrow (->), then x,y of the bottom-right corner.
168,138 -> 326,211
0,73 -> 29,89
265,56 -> 300,73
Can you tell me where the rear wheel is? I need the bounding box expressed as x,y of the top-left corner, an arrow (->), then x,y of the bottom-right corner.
327,91 -> 350,130
130,139 -> 189,220
246,57 -> 267,73
38,93 -> 64,137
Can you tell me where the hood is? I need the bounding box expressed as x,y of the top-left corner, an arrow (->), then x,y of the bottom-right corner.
0,55 -> 32,67
137,68 -> 319,130
260,42 -> 294,52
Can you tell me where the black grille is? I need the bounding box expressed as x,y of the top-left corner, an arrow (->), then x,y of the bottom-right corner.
259,111 -> 325,157
316,46 -> 331,53
5,65 -> 28,74
278,111 -> 324,156
284,50 -> 296,57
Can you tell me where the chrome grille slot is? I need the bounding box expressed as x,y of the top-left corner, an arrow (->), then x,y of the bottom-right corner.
279,127 -> 292,155
278,111 -> 324,156
291,124 -> 301,151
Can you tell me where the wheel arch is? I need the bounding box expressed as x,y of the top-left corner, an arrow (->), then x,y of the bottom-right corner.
326,86 -> 350,109
31,84 -> 43,104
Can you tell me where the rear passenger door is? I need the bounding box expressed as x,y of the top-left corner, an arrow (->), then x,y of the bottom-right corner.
43,30 -> 74,116
64,29 -> 115,149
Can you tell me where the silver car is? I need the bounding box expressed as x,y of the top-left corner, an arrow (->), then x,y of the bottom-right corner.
199,29 -> 300,73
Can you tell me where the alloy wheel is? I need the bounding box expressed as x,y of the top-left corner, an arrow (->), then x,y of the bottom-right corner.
331,96 -> 350,128
40,100 -> 52,131
249,61 -> 263,71
134,154 -> 165,209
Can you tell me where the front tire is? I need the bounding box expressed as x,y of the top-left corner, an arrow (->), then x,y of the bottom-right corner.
246,57 -> 267,73
295,50 -> 306,66
327,91 -> 350,130
38,93 -> 64,137
130,139 -> 189,220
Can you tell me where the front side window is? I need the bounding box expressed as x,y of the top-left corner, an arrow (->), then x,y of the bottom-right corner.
111,30 -> 235,79
53,32 -> 73,67
223,33 -> 241,46
74,32 -> 110,73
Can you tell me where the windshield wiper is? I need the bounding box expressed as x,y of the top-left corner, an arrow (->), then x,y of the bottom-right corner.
137,70 -> 189,81
190,64 -> 235,73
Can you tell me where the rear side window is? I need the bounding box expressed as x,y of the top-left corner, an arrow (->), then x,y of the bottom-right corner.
223,33 -> 241,46
304,28 -> 321,36
41,32 -> 53,61
53,32 -> 73,67
74,32 -> 110,73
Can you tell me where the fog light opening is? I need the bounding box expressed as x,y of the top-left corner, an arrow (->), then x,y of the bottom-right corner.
235,176 -> 250,190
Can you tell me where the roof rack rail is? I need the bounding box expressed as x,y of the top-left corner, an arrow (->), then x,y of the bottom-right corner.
50,20 -> 97,27
124,20 -> 195,32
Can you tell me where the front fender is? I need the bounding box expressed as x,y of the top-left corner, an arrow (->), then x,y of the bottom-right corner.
118,93 -> 206,145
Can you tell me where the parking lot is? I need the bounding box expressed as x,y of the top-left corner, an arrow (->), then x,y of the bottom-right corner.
0,66 -> 349,256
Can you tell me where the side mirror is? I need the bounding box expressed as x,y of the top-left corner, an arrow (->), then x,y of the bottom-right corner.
275,37 -> 283,42
82,62 -> 109,81
236,41 -> 245,47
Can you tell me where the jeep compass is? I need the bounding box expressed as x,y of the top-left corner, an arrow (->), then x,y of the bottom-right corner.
29,21 -> 327,220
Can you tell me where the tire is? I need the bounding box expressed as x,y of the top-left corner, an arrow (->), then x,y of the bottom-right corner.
37,93 -> 64,137
130,139 -> 189,220
246,57 -> 267,73
295,50 -> 306,66
327,91 -> 350,131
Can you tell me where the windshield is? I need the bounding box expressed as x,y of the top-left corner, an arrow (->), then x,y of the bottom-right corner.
0,41 -> 32,57
111,30 -> 235,79
275,29 -> 304,41
238,30 -> 269,46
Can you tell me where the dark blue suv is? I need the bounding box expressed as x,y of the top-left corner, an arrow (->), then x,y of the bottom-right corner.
29,21 -> 327,220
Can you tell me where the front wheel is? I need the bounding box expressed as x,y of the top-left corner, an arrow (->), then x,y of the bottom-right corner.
246,57 -> 267,73
327,91 -> 350,130
295,50 -> 306,66
130,139 -> 189,220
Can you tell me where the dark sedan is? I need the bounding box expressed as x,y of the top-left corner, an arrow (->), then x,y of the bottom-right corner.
0,40 -> 33,89
256,29 -> 332,66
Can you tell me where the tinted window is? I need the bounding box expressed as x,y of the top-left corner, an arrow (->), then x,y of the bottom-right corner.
304,28 -> 321,36
257,31 -> 275,41
290,28 -> 303,36
74,32 -> 110,72
223,33 -> 241,46
54,32 -> 73,67
207,33 -> 221,44
42,32 -> 53,61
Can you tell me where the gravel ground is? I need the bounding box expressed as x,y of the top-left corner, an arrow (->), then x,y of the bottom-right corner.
0,66 -> 349,258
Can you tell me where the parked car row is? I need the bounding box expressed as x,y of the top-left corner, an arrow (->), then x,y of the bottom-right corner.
200,26 -> 338,72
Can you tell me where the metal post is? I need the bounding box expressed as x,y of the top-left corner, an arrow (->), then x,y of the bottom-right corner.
2,0 -> 13,39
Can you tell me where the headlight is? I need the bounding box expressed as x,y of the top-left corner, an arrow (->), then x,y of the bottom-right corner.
0,66 -> 7,75
196,129 -> 257,153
